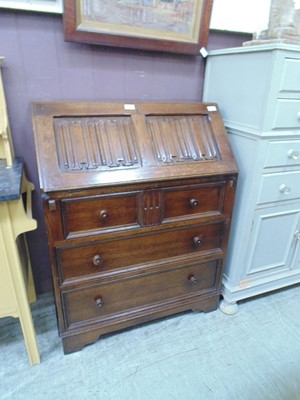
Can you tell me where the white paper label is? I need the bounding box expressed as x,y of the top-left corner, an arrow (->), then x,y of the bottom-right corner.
124,104 -> 136,111
199,47 -> 208,58
207,105 -> 217,112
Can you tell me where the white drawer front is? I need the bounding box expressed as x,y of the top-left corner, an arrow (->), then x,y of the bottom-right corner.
272,99 -> 300,129
278,58 -> 300,94
264,139 -> 300,168
258,171 -> 300,204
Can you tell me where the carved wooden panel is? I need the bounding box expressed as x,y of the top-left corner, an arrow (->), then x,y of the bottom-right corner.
146,115 -> 220,164
140,189 -> 163,227
54,117 -> 141,171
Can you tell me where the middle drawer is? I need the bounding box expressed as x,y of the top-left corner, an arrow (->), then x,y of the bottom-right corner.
56,222 -> 224,285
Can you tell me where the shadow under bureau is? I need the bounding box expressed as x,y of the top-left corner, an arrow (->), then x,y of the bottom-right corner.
32,102 -> 238,353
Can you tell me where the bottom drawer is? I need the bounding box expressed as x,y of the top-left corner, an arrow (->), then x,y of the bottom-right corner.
62,259 -> 221,329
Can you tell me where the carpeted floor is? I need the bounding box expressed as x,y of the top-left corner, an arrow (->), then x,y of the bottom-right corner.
1,284 -> 300,400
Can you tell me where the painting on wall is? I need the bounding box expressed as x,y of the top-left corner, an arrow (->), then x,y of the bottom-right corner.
63,0 -> 213,54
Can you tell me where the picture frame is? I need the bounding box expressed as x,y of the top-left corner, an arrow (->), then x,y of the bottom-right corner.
0,0 -> 63,13
63,0 -> 213,55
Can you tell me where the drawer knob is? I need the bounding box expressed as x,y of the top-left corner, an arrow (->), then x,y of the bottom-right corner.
100,210 -> 109,220
279,184 -> 292,194
193,236 -> 203,247
94,295 -> 104,308
288,149 -> 300,160
92,254 -> 103,267
295,231 -> 300,240
188,274 -> 198,285
189,198 -> 199,207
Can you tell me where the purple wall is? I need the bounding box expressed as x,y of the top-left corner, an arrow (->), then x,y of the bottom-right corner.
0,10 -> 251,293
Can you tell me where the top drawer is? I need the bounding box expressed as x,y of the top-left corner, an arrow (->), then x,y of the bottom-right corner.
61,181 -> 227,239
278,58 -> 300,95
162,182 -> 225,222
61,191 -> 141,238
264,139 -> 300,168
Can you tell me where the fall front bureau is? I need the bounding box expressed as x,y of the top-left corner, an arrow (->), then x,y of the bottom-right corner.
32,102 -> 238,353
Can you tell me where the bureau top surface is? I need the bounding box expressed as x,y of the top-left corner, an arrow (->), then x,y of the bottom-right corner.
32,101 -> 238,192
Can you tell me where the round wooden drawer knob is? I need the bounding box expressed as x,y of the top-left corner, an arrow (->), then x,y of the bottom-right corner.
94,295 -> 104,308
189,198 -> 199,207
92,254 -> 104,267
100,210 -> 109,220
193,236 -> 203,247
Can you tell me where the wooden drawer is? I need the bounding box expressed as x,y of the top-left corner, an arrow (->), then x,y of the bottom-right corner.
264,139 -> 300,168
56,222 -> 224,284
257,171 -> 300,204
163,183 -> 225,221
61,191 -> 140,238
62,259 -> 221,328
278,58 -> 300,94
272,99 -> 300,129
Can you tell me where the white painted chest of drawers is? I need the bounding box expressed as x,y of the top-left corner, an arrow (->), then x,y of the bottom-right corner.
203,44 -> 300,313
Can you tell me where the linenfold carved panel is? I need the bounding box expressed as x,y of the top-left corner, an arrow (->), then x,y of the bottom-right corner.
147,115 -> 220,164
140,189 -> 163,227
54,117 -> 141,171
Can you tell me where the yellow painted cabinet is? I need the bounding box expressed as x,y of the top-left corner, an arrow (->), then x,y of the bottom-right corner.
0,57 -> 40,365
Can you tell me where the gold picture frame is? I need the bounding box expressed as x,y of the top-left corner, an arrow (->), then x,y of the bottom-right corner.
64,0 -> 213,55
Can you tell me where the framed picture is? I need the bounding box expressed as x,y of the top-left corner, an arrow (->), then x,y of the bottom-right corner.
63,0 -> 213,54
0,0 -> 63,13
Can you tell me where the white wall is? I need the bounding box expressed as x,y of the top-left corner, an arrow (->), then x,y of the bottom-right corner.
210,0 -> 271,34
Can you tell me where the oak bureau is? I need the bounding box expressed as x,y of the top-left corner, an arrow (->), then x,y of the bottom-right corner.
32,102 -> 238,353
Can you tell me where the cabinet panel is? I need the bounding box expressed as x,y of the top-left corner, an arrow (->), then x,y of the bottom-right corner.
245,207 -> 300,277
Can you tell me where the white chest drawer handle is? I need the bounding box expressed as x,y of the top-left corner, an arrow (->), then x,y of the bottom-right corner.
288,149 -> 300,160
297,111 -> 300,120
279,184 -> 292,194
